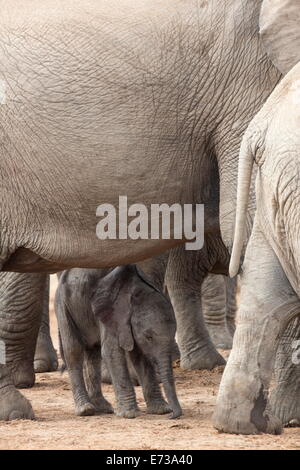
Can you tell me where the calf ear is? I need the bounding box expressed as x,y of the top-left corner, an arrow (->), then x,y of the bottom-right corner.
91,267 -> 135,351
260,0 -> 300,75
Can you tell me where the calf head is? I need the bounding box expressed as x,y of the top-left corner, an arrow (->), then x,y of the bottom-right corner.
91,265 -> 175,352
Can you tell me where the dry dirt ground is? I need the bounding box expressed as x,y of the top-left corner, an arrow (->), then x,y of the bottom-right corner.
0,278 -> 299,450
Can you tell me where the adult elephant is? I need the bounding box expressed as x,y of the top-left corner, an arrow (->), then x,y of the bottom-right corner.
0,0 -> 280,420
213,0 -> 300,434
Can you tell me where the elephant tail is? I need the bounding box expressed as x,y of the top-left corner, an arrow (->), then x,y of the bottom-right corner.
229,132 -> 255,278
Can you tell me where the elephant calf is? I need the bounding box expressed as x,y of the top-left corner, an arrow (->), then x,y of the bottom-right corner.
56,265 -> 182,419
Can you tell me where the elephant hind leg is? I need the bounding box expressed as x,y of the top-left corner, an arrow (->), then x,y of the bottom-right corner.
202,274 -> 233,350
213,220 -> 298,435
34,275 -> 58,373
0,272 -> 49,389
56,302 -> 95,417
166,247 -> 225,371
270,316 -> 300,428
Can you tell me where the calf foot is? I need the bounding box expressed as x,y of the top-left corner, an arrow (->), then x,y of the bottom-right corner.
0,385 -> 35,421
34,332 -> 58,373
180,346 -> 225,370
91,396 -> 114,414
147,399 -> 171,415
75,402 -> 96,417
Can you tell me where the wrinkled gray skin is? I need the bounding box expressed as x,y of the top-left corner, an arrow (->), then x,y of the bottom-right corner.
140,245 -> 237,373
214,62 -> 300,434
260,0 -> 300,75
34,276 -> 58,374
56,266 -> 182,419
0,272 -> 57,390
0,0 -> 282,420
202,275 -> 237,349
164,235 -> 237,369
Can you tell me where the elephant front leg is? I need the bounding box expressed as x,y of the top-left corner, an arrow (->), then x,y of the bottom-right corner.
169,283 -> 225,370
166,247 -> 225,370
102,331 -> 139,419
128,350 -> 170,415
34,275 -> 58,373
0,272 -> 48,388
213,223 -> 296,434
202,274 -> 233,350
83,346 -> 113,414
166,252 -> 225,370
0,363 -> 34,421
270,316 -> 300,428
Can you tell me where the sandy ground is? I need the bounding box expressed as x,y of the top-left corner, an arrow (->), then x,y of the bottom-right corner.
0,278 -> 299,450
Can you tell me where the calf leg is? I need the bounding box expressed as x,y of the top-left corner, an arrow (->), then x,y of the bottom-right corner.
56,303 -> 95,417
129,350 -> 170,415
83,346 -> 113,414
101,328 -> 139,418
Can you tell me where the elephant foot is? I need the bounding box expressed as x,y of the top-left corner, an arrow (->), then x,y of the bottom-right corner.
206,323 -> 233,350
75,402 -> 96,416
180,346 -> 226,370
213,405 -> 282,435
214,377 -> 283,435
11,361 -> 35,389
34,332 -> 58,373
0,385 -> 35,421
270,388 -> 300,429
147,399 -> 171,415
116,407 -> 141,419
91,396 -> 114,414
